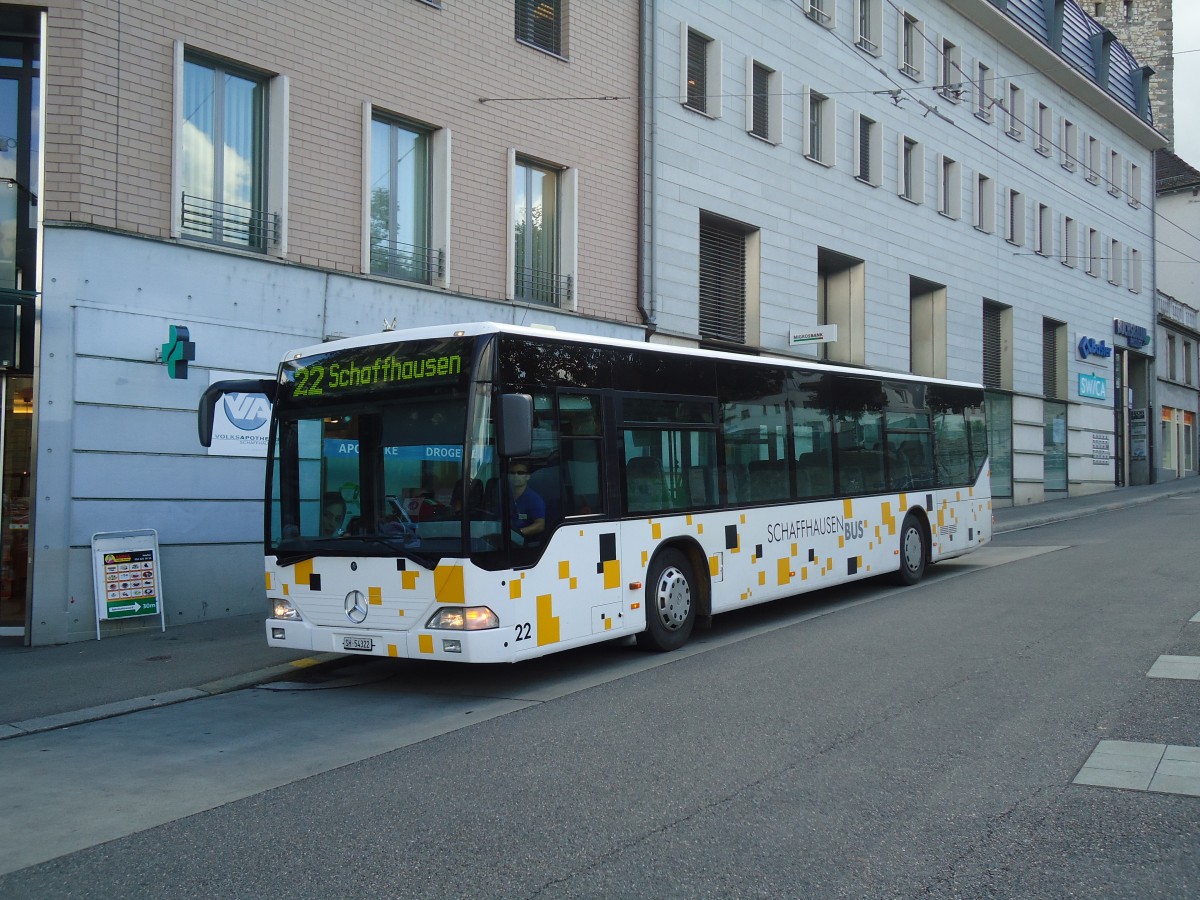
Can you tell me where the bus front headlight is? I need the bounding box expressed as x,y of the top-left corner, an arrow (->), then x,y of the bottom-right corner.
271,598 -> 301,620
426,606 -> 499,630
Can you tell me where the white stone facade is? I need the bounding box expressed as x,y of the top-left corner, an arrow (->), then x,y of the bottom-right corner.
645,0 -> 1165,506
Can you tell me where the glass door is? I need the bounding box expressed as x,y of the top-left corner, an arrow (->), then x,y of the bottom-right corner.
0,375 -> 31,634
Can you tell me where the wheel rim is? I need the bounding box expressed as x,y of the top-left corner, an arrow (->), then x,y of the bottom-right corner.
902,525 -> 924,573
653,565 -> 692,631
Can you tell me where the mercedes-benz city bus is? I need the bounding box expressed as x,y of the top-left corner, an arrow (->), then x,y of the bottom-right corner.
199,322 -> 991,662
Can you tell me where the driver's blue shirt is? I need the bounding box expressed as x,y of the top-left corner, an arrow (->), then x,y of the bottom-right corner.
511,488 -> 546,531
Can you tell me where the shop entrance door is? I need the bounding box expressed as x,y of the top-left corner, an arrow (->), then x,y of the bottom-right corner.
0,375 -> 31,636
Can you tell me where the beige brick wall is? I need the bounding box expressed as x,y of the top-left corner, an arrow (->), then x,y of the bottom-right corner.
28,0 -> 641,323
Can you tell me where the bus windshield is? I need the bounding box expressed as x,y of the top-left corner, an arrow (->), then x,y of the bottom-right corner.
267,339 -> 505,565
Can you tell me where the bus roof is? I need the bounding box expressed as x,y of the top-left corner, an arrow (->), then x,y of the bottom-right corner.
282,321 -> 984,390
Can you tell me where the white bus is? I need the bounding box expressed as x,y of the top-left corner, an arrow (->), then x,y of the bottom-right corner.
199,322 -> 991,662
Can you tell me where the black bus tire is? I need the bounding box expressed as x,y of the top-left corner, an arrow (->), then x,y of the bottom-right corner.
637,548 -> 697,651
893,512 -> 929,586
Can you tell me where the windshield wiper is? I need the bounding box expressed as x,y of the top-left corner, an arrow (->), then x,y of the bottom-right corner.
350,534 -> 437,570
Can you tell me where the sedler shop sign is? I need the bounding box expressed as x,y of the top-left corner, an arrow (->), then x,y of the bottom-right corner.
1078,335 -> 1113,361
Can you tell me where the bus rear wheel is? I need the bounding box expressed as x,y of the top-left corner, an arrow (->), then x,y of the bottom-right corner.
893,513 -> 929,585
637,548 -> 696,651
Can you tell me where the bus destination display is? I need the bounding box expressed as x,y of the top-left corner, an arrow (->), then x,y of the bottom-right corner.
286,339 -> 471,399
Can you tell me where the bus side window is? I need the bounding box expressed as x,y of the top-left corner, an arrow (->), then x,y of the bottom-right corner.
625,455 -> 666,512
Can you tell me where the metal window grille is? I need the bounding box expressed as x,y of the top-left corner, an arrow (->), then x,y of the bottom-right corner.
699,216 -> 747,345
370,241 -> 442,285
686,31 -> 708,112
515,266 -> 572,306
982,304 -> 1003,389
751,64 -> 770,139
181,193 -> 277,250
515,0 -> 561,55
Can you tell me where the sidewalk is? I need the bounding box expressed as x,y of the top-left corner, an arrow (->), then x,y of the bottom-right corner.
2,479 -> 1197,740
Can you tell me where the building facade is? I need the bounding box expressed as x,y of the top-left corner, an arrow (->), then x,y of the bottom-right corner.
1,0 -> 644,645
1154,149 -> 1200,479
644,0 -> 1165,506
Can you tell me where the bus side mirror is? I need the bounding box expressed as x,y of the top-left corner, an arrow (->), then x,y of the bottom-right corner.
198,378 -> 277,447
498,393 -> 533,459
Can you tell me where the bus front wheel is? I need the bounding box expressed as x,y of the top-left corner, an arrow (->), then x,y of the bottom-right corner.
638,548 -> 696,651
893,513 -> 929,585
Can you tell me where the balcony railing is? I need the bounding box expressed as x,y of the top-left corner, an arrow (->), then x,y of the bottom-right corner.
514,265 -> 572,307
181,193 -> 278,250
370,240 -> 443,285
1157,293 -> 1199,331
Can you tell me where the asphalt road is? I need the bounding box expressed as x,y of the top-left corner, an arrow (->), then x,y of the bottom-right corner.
2,495 -> 1198,898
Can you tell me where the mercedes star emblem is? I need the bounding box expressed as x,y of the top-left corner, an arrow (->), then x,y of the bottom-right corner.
344,590 -> 368,624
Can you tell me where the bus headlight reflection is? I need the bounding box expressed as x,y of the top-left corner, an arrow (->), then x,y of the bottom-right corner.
426,606 -> 499,631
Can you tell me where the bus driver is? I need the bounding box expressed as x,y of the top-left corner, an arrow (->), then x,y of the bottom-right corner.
507,462 -> 545,541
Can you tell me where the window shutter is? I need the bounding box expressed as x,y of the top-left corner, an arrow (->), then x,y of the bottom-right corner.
752,64 -> 770,138
982,304 -> 1002,389
699,217 -> 746,344
857,116 -> 870,180
1042,320 -> 1059,399
687,31 -> 707,112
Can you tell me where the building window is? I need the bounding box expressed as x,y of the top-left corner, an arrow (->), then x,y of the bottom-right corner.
747,60 -> 781,143
900,136 -> 923,203
1061,118 -> 1077,171
938,37 -> 962,101
1035,102 -> 1052,155
1108,239 -> 1122,285
511,155 -> 575,307
1036,203 -> 1052,256
1086,136 -> 1102,184
1129,247 -> 1141,292
899,12 -> 923,80
807,0 -> 836,28
974,60 -> 993,121
805,88 -> 836,166
515,0 -> 562,56
1167,334 -> 1177,381
699,213 -> 753,345
1086,227 -> 1100,276
178,51 -> 276,251
938,155 -> 961,219
1006,189 -> 1025,245
1062,215 -> 1077,267
910,276 -> 947,377
1185,341 -> 1194,385
682,26 -> 721,117
1129,162 -> 1142,207
974,173 -> 994,233
855,114 -> 881,185
1005,81 -> 1024,139
818,247 -> 865,364
368,114 -> 435,284
856,0 -> 882,55
1108,150 -> 1122,196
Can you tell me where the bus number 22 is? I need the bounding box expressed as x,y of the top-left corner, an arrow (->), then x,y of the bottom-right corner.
294,364 -> 325,397
514,622 -> 532,642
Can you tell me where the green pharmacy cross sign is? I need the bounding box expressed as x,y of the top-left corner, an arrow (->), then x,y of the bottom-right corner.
161,325 -> 196,379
